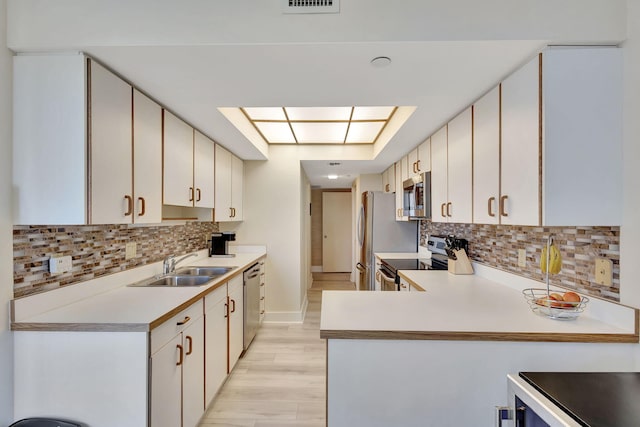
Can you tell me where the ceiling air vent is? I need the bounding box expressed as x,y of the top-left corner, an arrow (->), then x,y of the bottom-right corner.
283,0 -> 339,14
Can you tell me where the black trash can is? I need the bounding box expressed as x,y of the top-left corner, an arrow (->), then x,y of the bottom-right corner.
9,418 -> 83,427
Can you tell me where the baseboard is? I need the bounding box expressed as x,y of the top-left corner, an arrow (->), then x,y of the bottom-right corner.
263,295 -> 309,323
311,265 -> 323,273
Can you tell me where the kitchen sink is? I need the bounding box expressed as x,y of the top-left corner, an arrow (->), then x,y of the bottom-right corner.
129,275 -> 213,287
175,266 -> 236,277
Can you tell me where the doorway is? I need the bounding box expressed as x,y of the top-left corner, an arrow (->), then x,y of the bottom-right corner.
322,191 -> 352,272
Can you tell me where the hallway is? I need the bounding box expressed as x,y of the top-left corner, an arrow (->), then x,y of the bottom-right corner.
199,273 -> 354,426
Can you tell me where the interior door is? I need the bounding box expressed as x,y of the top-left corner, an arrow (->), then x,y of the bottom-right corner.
322,192 -> 353,272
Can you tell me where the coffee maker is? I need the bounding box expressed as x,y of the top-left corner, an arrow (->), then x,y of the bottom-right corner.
209,232 -> 236,257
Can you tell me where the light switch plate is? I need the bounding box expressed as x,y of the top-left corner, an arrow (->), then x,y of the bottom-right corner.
517,249 -> 526,268
595,258 -> 613,286
125,242 -> 137,260
49,255 -> 72,274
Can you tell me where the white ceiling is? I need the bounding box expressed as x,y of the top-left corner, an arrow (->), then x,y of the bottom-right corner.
7,0 -> 626,188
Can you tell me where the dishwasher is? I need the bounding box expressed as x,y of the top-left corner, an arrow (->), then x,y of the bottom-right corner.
243,263 -> 261,350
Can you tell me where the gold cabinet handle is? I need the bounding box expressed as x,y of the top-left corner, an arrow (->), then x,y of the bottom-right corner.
260,310 -> 265,315
124,195 -> 133,216
488,197 -> 495,217
230,298 -> 236,313
189,187 -> 194,202
196,188 -> 201,202
500,195 -> 509,217
176,316 -> 191,326
224,303 -> 228,318
260,296 -> 265,301
176,344 -> 183,366
447,202 -> 452,217
260,283 -> 265,287
229,207 -> 234,218
138,197 -> 146,217
416,159 -> 421,172
441,203 -> 446,218
413,162 -> 418,173
185,336 -> 193,355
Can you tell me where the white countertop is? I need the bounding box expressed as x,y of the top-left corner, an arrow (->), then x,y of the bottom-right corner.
12,250 -> 265,332
320,270 -> 638,342
375,251 -> 431,260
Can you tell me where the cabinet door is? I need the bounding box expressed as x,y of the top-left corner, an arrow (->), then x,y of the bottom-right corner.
407,149 -> 418,177
228,275 -> 244,373
231,154 -> 244,220
417,138 -> 431,173
89,60 -> 133,224
381,169 -> 389,193
430,126 -> 448,222
182,316 -> 205,427
205,286 -> 229,407
447,107 -> 473,224
194,131 -> 215,208
150,334 -> 182,427
400,156 -> 410,181
501,54 -> 540,226
163,110 -> 195,207
214,144 -> 233,221
394,160 -> 407,221
133,89 -> 162,224
473,86 -> 500,224
387,165 -> 395,193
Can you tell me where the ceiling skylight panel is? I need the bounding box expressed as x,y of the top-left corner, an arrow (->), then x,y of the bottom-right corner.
345,121 -> 386,143
243,107 -> 287,121
254,122 -> 296,143
285,107 -> 352,121
292,122 -> 348,143
351,106 -> 395,120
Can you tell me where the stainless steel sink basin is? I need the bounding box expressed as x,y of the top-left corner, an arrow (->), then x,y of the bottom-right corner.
175,266 -> 236,277
129,275 -> 213,287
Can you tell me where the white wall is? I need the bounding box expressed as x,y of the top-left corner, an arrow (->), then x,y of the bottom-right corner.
0,0 -> 14,423
621,1 -> 640,309
232,146 -> 306,322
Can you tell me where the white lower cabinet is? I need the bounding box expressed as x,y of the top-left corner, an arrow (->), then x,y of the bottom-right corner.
259,259 -> 266,323
150,300 -> 205,427
228,275 -> 244,372
205,284 -> 229,407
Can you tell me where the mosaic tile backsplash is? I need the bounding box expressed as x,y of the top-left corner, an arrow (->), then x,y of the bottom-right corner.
420,222 -> 620,302
13,222 -> 219,298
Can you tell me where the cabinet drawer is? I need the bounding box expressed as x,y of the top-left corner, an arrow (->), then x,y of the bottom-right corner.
151,300 -> 203,355
204,283 -> 228,311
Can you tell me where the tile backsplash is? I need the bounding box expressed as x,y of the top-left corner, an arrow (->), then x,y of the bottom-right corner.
13,222 -> 219,298
420,222 -> 620,302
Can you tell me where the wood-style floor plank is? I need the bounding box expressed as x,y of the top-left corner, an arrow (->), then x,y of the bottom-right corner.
198,274 -> 354,427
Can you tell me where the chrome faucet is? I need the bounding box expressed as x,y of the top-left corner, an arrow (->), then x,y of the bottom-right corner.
162,252 -> 198,275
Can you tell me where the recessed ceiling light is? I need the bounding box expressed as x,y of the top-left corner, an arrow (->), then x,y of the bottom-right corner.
370,56 -> 391,68
328,174 -> 339,180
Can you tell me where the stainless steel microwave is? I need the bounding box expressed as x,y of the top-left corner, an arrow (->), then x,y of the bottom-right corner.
403,172 -> 431,219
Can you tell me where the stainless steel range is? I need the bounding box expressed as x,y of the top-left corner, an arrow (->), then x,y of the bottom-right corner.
378,235 -> 449,291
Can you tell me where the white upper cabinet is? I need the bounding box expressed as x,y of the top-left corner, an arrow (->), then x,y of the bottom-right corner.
163,111 -> 195,207
194,131 -> 215,209
13,54 -> 165,225
500,54 -> 540,226
446,107 -> 473,224
133,89 -> 163,224
407,138 -> 431,176
215,144 -> 244,221
382,164 -> 395,193
430,125 -> 449,222
89,60 -> 133,224
499,48 -> 622,226
394,160 -> 408,222
473,86 -> 501,224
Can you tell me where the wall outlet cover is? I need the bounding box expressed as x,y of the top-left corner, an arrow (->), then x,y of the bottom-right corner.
517,249 -> 527,268
125,242 -> 137,260
49,255 -> 72,274
595,258 -> 613,286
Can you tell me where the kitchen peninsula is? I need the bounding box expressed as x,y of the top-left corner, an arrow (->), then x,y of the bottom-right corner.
320,265 -> 639,427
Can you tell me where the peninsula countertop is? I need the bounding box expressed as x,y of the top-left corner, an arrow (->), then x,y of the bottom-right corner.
320,269 -> 638,343
11,250 -> 265,332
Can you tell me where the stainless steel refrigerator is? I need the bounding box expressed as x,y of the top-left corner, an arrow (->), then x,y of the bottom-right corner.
356,191 -> 418,290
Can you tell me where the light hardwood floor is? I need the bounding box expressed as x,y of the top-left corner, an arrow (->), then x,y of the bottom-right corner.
199,273 -> 354,427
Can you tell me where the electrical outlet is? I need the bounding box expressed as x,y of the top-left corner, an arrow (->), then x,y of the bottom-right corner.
595,258 -> 613,286
125,242 -> 137,260
517,249 -> 527,268
49,255 -> 72,274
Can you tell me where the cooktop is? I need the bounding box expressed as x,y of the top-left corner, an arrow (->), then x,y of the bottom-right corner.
381,255 -> 448,272
519,372 -> 640,427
